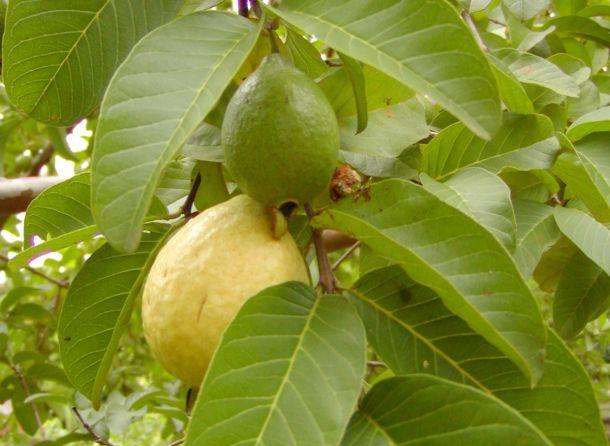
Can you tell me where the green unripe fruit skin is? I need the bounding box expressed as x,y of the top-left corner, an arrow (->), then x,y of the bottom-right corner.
222,54 -> 340,206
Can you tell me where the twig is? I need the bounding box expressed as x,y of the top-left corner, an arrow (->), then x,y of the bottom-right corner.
11,364 -> 46,439
461,10 -> 488,52
28,144 -> 54,177
72,407 -> 115,446
182,173 -> 201,220
304,203 -> 336,293
367,361 -> 387,368
0,253 -> 69,289
332,241 -> 361,271
238,0 -> 248,17
168,439 -> 185,446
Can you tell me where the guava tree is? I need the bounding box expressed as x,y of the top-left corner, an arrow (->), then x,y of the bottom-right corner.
1,0 -> 610,444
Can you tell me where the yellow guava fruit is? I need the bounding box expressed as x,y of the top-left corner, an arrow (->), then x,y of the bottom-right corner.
222,54 -> 340,206
141,194 -> 309,387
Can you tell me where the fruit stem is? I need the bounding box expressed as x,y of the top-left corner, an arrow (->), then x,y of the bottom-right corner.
182,173 -> 201,220
305,203 -> 336,294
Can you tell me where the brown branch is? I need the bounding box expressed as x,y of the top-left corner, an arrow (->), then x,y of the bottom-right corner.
182,173 -> 201,220
28,145 -> 54,177
0,176 -> 62,216
332,241 -> 361,271
167,439 -> 185,446
72,407 -> 116,446
0,253 -> 69,288
305,203 -> 335,293
11,364 -> 46,439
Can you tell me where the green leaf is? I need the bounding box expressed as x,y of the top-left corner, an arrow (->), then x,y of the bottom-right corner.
548,53 -> 591,85
3,0 -> 183,125
47,127 -> 78,162
493,48 -> 579,97
285,27 -> 327,79
156,159 -> 194,208
554,250 -> 610,339
543,15 -> 610,46
9,226 -> 99,271
348,266 -> 606,446
186,282 -> 366,446
566,106 -> 610,141
179,0 -> 224,15
553,135 -> 610,222
340,98 -> 428,158
421,168 -> 517,251
422,113 -> 559,179
512,200 -> 560,279
342,375 -> 551,446
554,206 -> 610,275
269,0 -> 501,139
312,179 -> 546,384
92,12 -> 262,252
503,0 -> 551,20
193,161 -> 229,211
489,56 -> 535,114
338,53 -> 368,133
23,173 -> 92,248
182,122 -> 223,163
34,433 -> 92,446
0,286 -> 44,312
58,229 -> 169,407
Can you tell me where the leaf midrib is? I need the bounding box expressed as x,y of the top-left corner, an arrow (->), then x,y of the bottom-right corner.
254,295 -> 322,445
27,0 -> 112,114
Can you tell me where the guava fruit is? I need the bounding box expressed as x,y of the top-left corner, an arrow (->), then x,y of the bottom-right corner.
222,54 -> 340,206
141,194 -> 309,387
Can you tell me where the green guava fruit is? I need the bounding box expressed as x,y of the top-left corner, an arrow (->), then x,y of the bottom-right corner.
222,54 -> 340,206
141,194 -> 309,387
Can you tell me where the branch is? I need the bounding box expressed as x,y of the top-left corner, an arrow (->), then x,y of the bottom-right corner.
332,240 -> 361,271
11,364 -> 46,439
72,407 -> 116,446
0,253 -> 69,288
0,176 -> 62,216
167,439 -> 185,446
28,144 -> 54,177
305,203 -> 335,293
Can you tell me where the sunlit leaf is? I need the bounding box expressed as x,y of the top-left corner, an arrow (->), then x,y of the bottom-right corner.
270,0 -> 501,139
3,0 -> 183,125
342,375 -> 551,445
312,179 -> 547,384
349,266 -> 606,446
554,206 -> 610,275
493,48 -> 579,97
422,113 -> 559,179
59,229 -> 170,407
186,282 -> 366,446
92,12 -> 262,252
512,199 -> 560,278
421,168 -> 516,250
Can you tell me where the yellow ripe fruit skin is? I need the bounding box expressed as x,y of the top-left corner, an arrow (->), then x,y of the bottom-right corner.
142,195 -> 309,387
